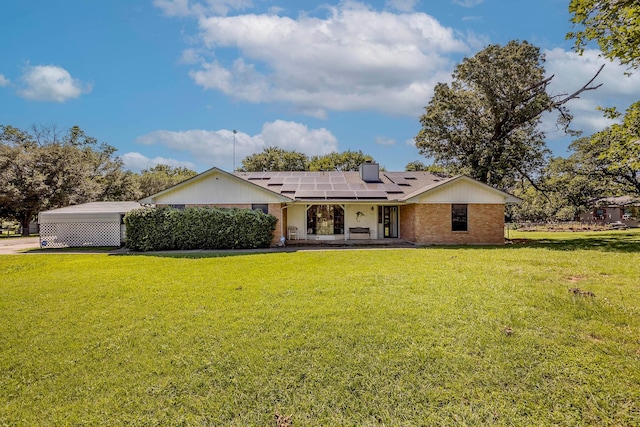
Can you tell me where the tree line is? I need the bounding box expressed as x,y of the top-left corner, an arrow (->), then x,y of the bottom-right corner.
238,147 -> 375,172
0,125 -> 197,235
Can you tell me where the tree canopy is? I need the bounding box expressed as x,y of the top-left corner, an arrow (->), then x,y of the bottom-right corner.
137,164 -> 198,198
240,147 -> 378,172
239,147 -> 308,172
415,40 -> 602,189
568,0 -> 640,71
568,101 -> 640,195
0,125 -> 136,235
509,156 -> 604,222
308,150 -> 374,171
404,160 -> 451,175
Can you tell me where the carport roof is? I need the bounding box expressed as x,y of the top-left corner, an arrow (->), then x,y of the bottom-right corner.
39,201 -> 142,216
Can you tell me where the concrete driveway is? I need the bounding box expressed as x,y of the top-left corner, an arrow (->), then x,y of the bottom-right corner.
0,237 -> 40,254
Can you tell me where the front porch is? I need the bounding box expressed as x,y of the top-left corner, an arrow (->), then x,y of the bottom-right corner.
282,203 -> 400,242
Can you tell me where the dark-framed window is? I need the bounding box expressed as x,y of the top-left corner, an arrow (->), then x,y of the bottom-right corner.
252,204 -> 268,214
170,204 -> 185,210
306,204 -> 344,235
452,204 -> 468,232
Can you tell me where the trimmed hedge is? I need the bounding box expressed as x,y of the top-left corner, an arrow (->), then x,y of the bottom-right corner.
124,207 -> 277,251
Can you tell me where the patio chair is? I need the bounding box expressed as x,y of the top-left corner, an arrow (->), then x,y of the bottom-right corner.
287,226 -> 298,240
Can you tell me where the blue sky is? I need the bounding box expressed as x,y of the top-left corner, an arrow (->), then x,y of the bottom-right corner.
2,0 -> 640,173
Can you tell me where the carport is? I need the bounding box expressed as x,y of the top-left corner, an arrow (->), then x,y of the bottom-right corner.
38,202 -> 141,248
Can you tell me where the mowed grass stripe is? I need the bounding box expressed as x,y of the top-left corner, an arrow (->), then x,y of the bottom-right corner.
1,232 -> 639,425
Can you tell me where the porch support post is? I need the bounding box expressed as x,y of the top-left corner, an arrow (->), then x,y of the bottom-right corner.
341,204 -> 347,241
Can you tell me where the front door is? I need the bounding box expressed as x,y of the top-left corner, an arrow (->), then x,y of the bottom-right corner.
383,206 -> 398,238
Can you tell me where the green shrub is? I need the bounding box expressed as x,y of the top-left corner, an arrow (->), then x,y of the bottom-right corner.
124,207 -> 277,251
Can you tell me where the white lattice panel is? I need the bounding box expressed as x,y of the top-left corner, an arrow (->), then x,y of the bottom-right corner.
39,222 -> 121,248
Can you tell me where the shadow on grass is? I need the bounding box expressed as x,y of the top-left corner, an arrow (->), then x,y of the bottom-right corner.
110,244 -> 415,259
24,247 -> 119,254
504,232 -> 640,253
109,233 -> 640,259
114,251 -> 264,259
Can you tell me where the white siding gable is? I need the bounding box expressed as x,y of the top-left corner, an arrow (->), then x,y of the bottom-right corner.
413,179 -> 507,204
151,172 -> 285,205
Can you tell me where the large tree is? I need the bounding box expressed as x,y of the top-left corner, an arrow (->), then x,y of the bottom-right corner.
509,156 -> 604,222
240,147 -> 379,172
0,125 -> 134,235
308,150 -> 374,172
568,0 -> 640,71
567,101 -> 640,195
239,147 -> 308,172
404,160 -> 451,175
137,164 -> 198,198
415,40 -> 602,189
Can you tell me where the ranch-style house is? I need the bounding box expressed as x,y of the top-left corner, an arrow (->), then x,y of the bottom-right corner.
139,162 -> 520,246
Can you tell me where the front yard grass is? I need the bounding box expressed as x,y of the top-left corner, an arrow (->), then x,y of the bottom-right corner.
1,230 -> 639,425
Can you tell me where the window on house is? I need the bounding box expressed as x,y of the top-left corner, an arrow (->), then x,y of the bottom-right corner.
170,204 -> 185,210
252,204 -> 268,214
452,204 -> 468,232
306,205 -> 344,235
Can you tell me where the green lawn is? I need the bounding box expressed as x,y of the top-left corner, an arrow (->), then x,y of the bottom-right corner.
1,231 -> 639,426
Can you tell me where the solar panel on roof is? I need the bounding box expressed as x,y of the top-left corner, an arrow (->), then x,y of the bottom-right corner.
295,190 -> 326,198
355,190 -> 388,199
379,184 -> 404,193
348,183 -> 367,190
326,190 -> 358,198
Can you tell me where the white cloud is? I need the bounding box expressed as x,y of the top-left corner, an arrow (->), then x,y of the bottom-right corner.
153,0 -> 193,16
179,48 -> 203,64
386,0 -> 418,13
178,2 -> 468,117
0,74 -> 9,86
375,136 -> 396,146
256,120 -> 338,155
122,152 -> 197,172
18,65 -> 92,102
542,48 -> 640,139
135,120 -> 338,171
452,0 -> 484,7
153,0 -> 253,17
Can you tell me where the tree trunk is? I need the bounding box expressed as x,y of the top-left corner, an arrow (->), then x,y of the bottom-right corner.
21,213 -> 31,237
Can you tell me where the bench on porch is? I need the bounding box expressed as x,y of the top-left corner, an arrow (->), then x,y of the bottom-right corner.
348,227 -> 370,239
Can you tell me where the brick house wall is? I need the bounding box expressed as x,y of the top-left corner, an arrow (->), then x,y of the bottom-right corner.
267,203 -> 284,246
400,203 -> 505,245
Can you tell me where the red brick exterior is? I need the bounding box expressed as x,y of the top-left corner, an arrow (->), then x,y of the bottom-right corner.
267,203 -> 284,246
400,203 -> 505,245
